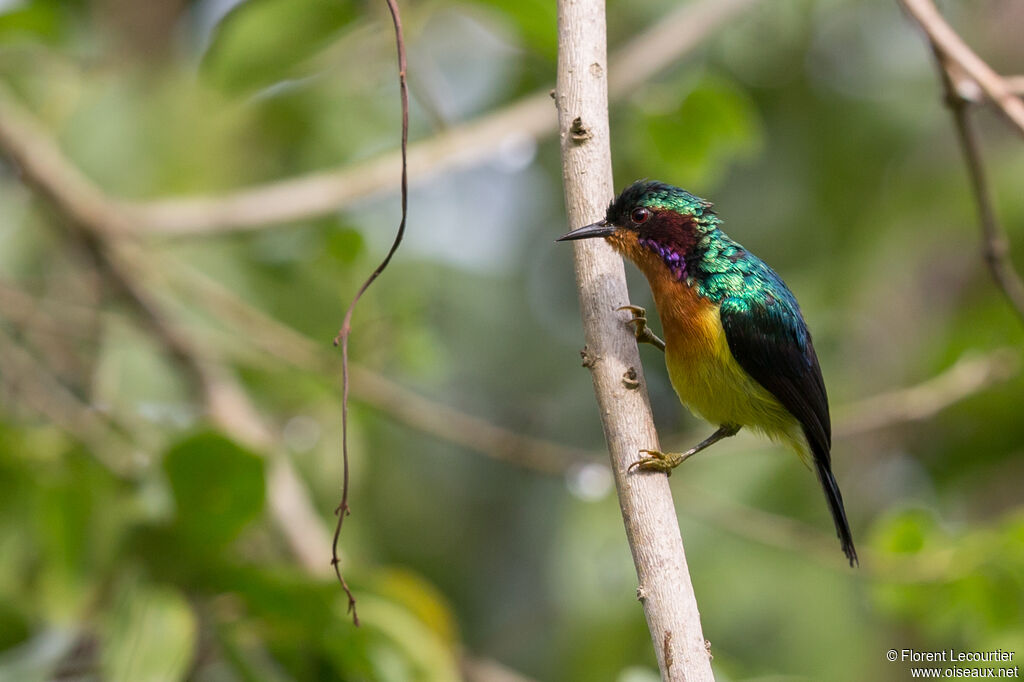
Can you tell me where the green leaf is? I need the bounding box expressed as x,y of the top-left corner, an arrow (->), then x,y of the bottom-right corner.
101,580 -> 197,682
323,594 -> 461,682
162,432 -> 265,551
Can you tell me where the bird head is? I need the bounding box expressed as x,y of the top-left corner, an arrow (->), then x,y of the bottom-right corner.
557,180 -> 718,281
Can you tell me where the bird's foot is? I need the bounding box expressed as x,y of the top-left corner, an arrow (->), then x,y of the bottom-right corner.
617,305 -> 666,352
628,448 -> 691,475
630,425 -> 741,475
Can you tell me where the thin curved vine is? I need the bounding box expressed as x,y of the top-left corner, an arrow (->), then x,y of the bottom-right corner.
331,0 -> 409,626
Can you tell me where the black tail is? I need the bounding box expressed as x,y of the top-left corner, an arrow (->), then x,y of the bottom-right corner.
814,458 -> 858,566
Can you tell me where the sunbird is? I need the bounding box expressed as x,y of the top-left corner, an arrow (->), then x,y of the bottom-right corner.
559,180 -> 857,565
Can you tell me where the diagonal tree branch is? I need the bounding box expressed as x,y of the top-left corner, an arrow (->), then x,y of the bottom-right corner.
939,71 -> 1024,325
899,0 -> 1024,136
834,349 -> 1019,436
897,0 -> 1024,325
0,0 -> 758,238
0,108 -> 333,576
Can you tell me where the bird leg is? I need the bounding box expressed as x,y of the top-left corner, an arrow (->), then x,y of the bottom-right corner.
617,305 -> 666,351
629,424 -> 741,475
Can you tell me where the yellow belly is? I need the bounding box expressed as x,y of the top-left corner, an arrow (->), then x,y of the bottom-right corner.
659,295 -> 806,455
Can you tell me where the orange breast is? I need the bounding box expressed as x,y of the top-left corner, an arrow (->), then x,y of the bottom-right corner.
607,230 -> 719,355
637,253 -> 721,360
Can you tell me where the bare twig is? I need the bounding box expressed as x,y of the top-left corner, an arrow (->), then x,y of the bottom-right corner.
897,0 -> 1024,324
328,0 -> 410,627
941,71 -> 1024,325
37,0 -> 756,237
899,0 -> 1024,136
556,1 -> 713,679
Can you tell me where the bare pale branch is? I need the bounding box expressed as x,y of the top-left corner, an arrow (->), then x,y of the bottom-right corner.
898,0 -> 1024,324
556,0 -> 714,678
899,0 -> 1024,135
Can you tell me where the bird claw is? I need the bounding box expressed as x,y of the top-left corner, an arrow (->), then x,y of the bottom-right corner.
617,305 -> 648,331
628,449 -> 686,475
617,305 -> 666,351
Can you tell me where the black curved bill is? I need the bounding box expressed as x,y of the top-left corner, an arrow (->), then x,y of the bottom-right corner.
556,220 -> 614,242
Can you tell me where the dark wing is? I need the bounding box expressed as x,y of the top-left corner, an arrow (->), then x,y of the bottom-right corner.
718,294 -> 831,458
719,287 -> 858,565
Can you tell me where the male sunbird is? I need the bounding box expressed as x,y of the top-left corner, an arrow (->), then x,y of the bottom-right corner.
559,180 -> 857,565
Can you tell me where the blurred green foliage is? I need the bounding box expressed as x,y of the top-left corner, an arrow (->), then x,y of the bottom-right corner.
202,0 -> 358,93
0,0 -> 1022,680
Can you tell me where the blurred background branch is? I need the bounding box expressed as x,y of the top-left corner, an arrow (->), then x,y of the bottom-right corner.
0,85 -> 332,576
0,0 -> 761,238
1006,75 -> 1024,95
834,349 -> 1019,436
899,0 -> 1024,323
899,0 -> 1024,136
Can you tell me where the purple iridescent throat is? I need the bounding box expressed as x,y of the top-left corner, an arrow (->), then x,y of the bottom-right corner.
638,237 -> 687,281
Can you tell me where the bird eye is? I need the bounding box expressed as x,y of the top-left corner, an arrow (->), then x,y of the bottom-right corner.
630,207 -> 650,224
